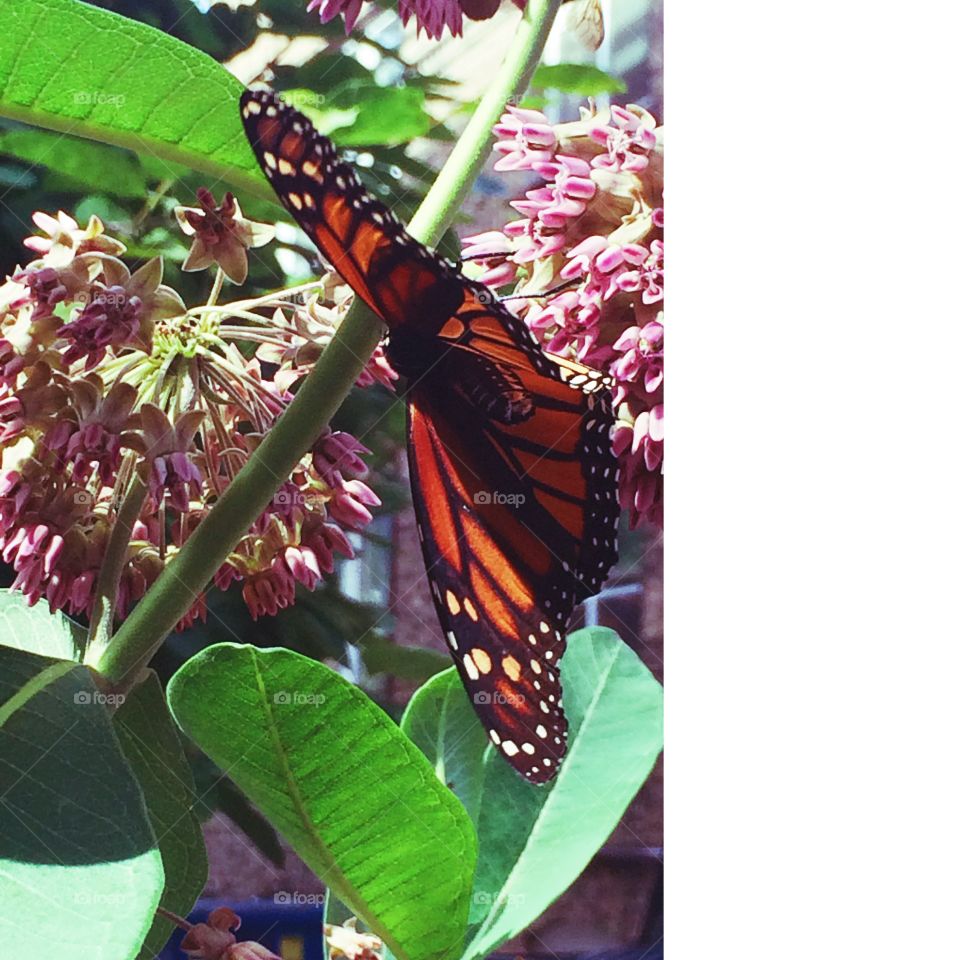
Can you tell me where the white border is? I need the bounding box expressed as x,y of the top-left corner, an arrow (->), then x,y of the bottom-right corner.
667,2 -> 960,954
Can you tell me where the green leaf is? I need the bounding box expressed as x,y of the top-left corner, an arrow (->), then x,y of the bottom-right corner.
321,87 -> 432,147
0,646 -> 163,958
0,588 -> 85,661
400,670 -> 489,823
0,128 -> 147,198
283,89 -> 360,137
75,194 -> 135,230
0,0 -> 271,201
167,643 -> 477,960
462,628 -> 663,959
532,63 -> 627,96
362,637 -> 450,682
114,672 -> 207,960
273,55 -> 375,99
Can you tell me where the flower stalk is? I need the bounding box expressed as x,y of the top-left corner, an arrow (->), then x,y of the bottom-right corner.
93,0 -> 564,692
84,467 -> 148,663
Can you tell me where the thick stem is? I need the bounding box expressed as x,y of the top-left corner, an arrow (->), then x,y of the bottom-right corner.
93,0 -> 564,691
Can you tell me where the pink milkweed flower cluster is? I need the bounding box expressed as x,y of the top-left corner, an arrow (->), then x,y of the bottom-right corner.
307,0 -> 524,40
0,200 -> 389,627
462,102 -> 664,526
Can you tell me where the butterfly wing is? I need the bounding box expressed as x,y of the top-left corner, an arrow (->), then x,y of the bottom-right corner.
407,290 -> 619,782
441,286 -> 620,614
240,88 -> 464,333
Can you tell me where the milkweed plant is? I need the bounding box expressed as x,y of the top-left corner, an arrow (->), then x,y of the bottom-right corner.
0,1 -> 663,959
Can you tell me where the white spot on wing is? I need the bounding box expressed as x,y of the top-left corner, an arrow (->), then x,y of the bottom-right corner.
463,653 -> 479,680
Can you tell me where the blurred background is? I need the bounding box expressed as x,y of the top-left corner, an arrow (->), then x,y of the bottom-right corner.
0,0 -> 662,956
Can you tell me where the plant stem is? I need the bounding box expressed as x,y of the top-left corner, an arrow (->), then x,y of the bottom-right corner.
93,0 -> 564,692
156,906 -> 193,932
206,267 -> 225,306
85,470 -> 148,665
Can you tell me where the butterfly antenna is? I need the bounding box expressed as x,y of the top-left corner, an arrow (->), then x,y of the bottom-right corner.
499,277 -> 580,302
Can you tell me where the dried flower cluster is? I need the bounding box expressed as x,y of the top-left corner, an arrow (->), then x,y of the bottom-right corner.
463,103 -> 664,526
0,199 -> 389,626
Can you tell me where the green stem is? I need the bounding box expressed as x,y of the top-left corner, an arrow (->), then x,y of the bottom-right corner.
93,0 -> 564,692
206,267 -> 225,306
85,470 -> 148,665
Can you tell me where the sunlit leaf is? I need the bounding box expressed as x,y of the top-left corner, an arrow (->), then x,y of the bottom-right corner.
0,0 -> 270,201
0,646 -> 163,959
325,87 -> 432,147
168,644 -> 477,960
401,669 -> 489,823
407,628 -> 664,959
0,589 -> 84,661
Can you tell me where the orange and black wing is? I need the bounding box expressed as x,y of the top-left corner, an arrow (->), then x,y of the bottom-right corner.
240,88 -> 464,333
408,289 -> 619,782
440,285 -> 620,613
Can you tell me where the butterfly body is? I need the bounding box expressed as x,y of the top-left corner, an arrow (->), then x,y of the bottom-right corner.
241,89 -> 619,783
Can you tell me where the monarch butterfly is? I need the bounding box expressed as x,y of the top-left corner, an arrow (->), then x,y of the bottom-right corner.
240,88 -> 619,783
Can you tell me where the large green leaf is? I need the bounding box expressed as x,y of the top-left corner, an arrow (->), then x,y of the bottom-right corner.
0,646 -> 163,958
167,643 -> 477,960
457,628 -> 662,960
114,672 -> 207,960
401,670 -> 489,824
0,0 -> 270,200
0,589 -> 85,661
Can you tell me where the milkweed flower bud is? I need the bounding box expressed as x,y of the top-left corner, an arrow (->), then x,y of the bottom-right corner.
462,102 -> 664,526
